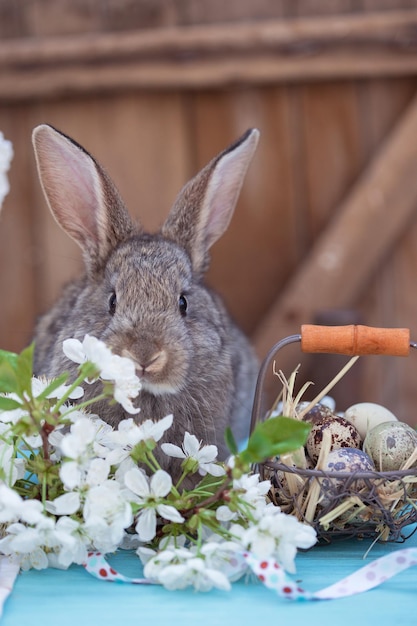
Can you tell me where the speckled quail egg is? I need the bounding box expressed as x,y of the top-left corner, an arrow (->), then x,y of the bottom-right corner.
363,421 -> 417,471
302,403 -> 335,422
320,448 -> 375,503
323,447 -> 375,474
344,402 -> 398,440
304,411 -> 362,464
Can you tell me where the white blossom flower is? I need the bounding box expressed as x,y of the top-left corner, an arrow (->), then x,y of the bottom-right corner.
63,335 -> 141,414
106,414 -> 173,465
161,432 -> 225,477
31,376 -> 84,401
0,515 -> 80,571
47,410 -> 105,458
63,335 -> 109,369
234,473 -> 271,505
60,416 -> 99,459
21,547 -> 49,570
143,547 -> 231,592
199,539 -> 248,582
111,369 -> 141,415
0,441 -> 25,486
52,516 -> 90,567
137,545 -> 158,565
83,480 -> 133,553
58,416 -> 110,489
141,546 -> 191,580
0,132 -> 13,208
216,473 -> 271,523
0,485 -> 44,524
124,468 -> 184,542
230,505 -> 316,573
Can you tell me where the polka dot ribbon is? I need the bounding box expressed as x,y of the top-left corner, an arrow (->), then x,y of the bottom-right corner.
83,547 -> 417,600
0,557 -> 20,619
84,552 -> 152,584
243,549 -> 417,600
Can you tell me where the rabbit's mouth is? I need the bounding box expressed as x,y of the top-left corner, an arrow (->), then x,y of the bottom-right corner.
140,379 -> 181,397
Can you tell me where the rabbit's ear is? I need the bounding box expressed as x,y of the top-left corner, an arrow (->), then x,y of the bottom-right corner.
161,128 -> 259,275
32,124 -> 136,272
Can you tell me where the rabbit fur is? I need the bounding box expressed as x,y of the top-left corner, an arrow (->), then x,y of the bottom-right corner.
32,124 -> 260,469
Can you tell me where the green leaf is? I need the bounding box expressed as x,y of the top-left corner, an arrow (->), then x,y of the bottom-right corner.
0,349 -> 18,367
224,426 -> 238,455
241,416 -> 311,464
0,359 -> 19,394
15,344 -> 34,396
0,345 -> 35,397
0,396 -> 22,411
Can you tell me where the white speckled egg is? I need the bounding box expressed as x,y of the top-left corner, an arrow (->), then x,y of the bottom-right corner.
344,402 -> 397,440
320,448 -> 375,503
323,448 -> 375,473
304,413 -> 362,464
363,421 -> 417,471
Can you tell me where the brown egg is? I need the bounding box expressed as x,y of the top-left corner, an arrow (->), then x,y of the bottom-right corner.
304,412 -> 362,464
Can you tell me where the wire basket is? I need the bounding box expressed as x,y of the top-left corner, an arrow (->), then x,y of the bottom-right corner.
250,324 -> 417,543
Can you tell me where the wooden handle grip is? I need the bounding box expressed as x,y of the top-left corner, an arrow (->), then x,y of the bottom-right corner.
301,325 -> 410,356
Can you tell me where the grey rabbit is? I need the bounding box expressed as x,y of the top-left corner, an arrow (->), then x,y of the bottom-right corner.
32,124 -> 260,469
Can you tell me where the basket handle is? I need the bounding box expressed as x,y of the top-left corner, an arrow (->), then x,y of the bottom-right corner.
301,324 -> 410,356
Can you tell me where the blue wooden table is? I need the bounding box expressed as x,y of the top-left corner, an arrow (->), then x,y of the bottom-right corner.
2,528 -> 417,626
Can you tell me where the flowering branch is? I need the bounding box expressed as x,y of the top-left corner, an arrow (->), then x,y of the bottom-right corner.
0,334 -> 315,589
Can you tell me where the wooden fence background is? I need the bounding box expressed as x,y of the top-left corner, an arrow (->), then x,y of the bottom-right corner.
1,0 -> 417,424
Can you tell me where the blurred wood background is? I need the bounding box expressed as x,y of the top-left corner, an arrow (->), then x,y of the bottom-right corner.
1,0 -> 417,424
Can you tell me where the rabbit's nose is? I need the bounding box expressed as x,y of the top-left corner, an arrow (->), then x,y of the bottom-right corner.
139,350 -> 168,375
121,347 -> 167,376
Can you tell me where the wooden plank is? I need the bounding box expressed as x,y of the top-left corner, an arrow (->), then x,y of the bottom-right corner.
0,106 -> 37,351
1,11 -> 417,100
0,0 -> 23,38
299,80 -> 363,243
287,79 -> 365,409
384,217 -> 417,426
22,0 -> 102,37
252,94 -> 417,381
354,76 -> 417,421
267,0 -> 365,409
188,87 -> 300,336
179,0 -> 287,24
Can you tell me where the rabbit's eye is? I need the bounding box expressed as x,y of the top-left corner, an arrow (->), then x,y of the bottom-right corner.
109,291 -> 117,316
179,294 -> 188,316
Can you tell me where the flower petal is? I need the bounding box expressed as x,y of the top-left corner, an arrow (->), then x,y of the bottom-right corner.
45,492 -> 80,515
59,461 -> 82,490
195,445 -> 218,464
136,508 -> 157,542
215,505 -> 236,522
124,467 -> 150,498
62,338 -> 85,364
160,443 -> 185,459
183,432 -> 201,457
150,470 -> 172,497
156,504 -> 184,524
199,462 -> 225,477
